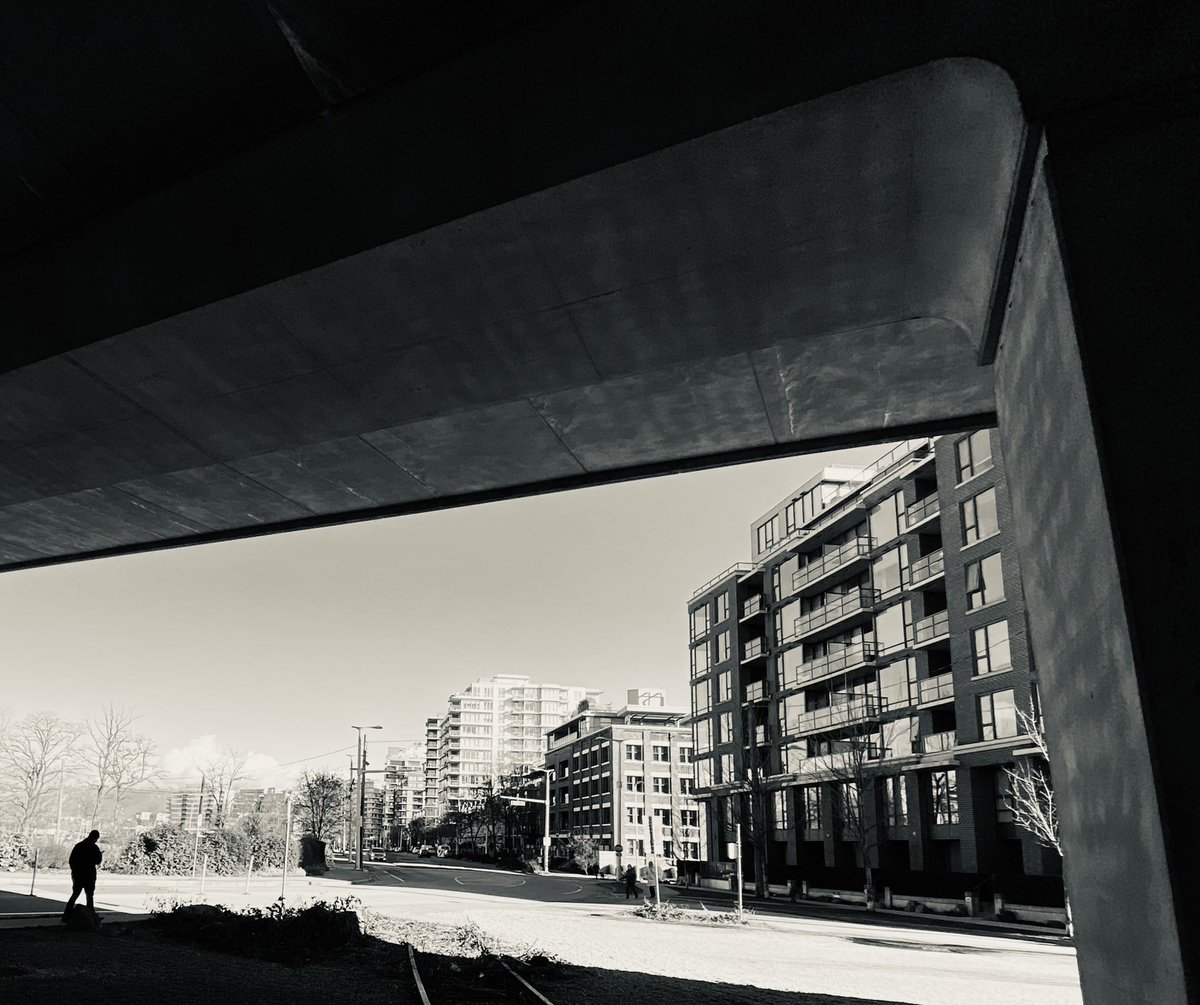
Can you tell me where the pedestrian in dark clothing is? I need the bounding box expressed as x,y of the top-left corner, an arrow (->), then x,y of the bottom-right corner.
62,830 -> 102,921
624,864 -> 640,899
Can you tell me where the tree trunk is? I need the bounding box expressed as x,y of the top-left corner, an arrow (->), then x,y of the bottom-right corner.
864,862 -> 876,911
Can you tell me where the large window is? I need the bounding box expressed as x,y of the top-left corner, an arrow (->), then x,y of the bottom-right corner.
868,491 -> 905,546
930,770 -> 959,825
691,680 -> 711,717
715,592 -> 730,623
874,601 -> 911,654
716,631 -> 731,664
995,769 -> 1014,823
966,552 -> 1005,609
626,774 -> 644,793
771,554 -> 800,601
883,775 -> 908,827
719,753 -> 735,783
694,719 -> 712,753
873,546 -> 907,599
801,786 -> 821,830
690,604 -> 710,641
678,746 -> 694,763
717,711 -> 733,744
680,808 -> 699,828
652,776 -> 671,794
717,670 -> 732,703
878,660 -> 912,710
756,515 -> 780,553
772,790 -> 790,832
979,689 -> 1018,740
690,642 -> 710,679
972,620 -> 1012,676
956,429 -> 994,483
680,776 -> 696,795
962,487 -> 999,545
652,744 -> 670,762
626,805 -> 644,824
626,743 -> 643,761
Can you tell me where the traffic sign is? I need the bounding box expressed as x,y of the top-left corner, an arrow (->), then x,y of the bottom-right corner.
510,799 -> 527,807
542,836 -> 551,848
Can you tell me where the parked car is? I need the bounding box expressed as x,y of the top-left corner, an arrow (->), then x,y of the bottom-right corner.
367,848 -> 385,861
418,844 -> 435,858
435,844 -> 450,858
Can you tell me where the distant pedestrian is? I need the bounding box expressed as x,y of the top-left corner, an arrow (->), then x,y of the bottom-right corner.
62,830 -> 102,922
624,864 -> 640,899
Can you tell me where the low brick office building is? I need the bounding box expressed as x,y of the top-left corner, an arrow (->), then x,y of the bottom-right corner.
537,690 -> 707,875
687,433 -> 1063,908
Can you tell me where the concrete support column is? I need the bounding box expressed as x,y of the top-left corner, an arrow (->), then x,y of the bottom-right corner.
992,121 -> 1194,1003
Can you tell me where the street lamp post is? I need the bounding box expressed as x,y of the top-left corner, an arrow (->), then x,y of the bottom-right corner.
351,725 -> 383,870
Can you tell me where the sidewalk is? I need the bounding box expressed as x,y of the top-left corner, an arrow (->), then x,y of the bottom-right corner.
662,883 -> 1070,941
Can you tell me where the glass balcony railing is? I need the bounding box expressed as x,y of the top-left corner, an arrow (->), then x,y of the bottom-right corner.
917,674 -> 955,704
794,589 -> 877,639
790,642 -> 878,687
913,609 -> 950,645
921,730 -> 957,753
691,563 -> 758,599
745,725 -> 769,747
792,538 -> 874,592
794,695 -> 881,736
906,549 -> 945,587
742,680 -> 767,704
741,595 -> 764,619
904,494 -> 941,530
742,638 -> 766,661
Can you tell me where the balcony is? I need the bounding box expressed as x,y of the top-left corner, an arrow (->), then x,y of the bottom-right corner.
792,538 -> 875,595
905,549 -> 945,588
742,680 -> 767,704
692,563 -> 759,599
740,595 -> 765,620
912,609 -> 950,646
788,642 -> 878,689
744,725 -> 769,747
904,494 -> 941,531
917,674 -> 955,705
742,638 -> 767,662
794,695 -> 881,736
921,730 -> 957,753
793,588 -> 877,641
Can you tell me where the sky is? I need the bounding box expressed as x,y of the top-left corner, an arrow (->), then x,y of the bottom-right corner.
0,443 -> 893,789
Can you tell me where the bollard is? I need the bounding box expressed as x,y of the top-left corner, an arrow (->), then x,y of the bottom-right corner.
245,854 -> 255,895
994,893 -> 1005,920
964,892 -> 975,917
200,854 -> 208,896
883,885 -> 893,909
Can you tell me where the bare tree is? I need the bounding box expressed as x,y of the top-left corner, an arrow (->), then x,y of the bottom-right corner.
0,711 -> 81,835
195,747 -> 250,828
814,706 -> 911,910
1004,702 -> 1072,933
735,742 -> 773,898
295,770 -> 345,842
1003,703 -> 1059,854
80,705 -> 158,827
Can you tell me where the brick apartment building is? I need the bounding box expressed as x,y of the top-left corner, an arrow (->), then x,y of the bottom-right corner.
537,689 -> 707,873
686,433 -> 1062,905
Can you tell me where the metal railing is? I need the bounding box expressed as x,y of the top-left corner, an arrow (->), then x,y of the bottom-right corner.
792,537 -> 874,591
921,730 -> 956,753
906,549 -> 945,587
691,563 -> 758,599
743,680 -> 767,704
794,589 -> 877,638
917,674 -> 955,704
752,439 -> 934,565
794,695 -> 881,735
904,494 -> 941,529
742,638 -> 766,661
913,609 -> 950,644
785,642 -> 877,689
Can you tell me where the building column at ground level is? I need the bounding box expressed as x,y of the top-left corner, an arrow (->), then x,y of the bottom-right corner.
992,104 -> 1195,1003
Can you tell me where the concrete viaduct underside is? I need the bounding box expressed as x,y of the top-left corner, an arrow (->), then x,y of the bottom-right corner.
0,4 -> 1196,1003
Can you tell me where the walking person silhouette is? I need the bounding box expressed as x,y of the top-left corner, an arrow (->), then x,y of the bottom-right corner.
62,830 -> 102,923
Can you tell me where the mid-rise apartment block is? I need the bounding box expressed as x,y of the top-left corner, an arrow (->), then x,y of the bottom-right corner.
543,690 -> 707,870
687,433 -> 1061,902
429,674 -> 598,817
382,742 -> 425,844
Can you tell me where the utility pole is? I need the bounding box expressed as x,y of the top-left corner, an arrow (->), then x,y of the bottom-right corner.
281,793 -> 293,900
54,761 -> 65,845
542,769 -> 551,874
357,733 -> 366,870
190,778 -> 206,877
735,821 -> 744,920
